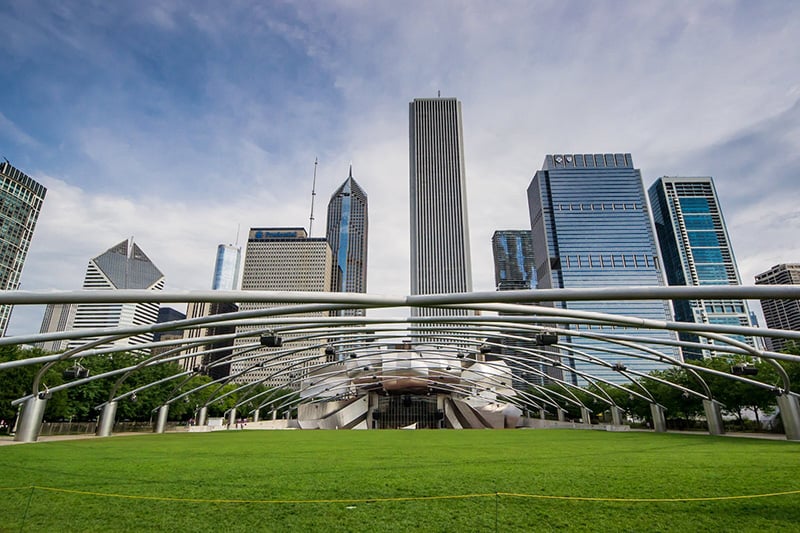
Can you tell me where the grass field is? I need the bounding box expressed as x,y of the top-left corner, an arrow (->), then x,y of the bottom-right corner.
1,430 -> 799,532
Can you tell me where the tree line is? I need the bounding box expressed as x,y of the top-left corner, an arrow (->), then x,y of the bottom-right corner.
0,346 -> 294,428
542,343 -> 800,432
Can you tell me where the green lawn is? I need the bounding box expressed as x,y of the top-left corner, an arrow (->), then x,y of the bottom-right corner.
1,430 -> 798,532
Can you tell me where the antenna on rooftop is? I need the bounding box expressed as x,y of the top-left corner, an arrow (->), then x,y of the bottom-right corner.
309,157 -> 318,237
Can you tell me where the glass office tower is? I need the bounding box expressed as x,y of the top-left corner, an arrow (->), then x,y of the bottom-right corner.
326,166 -> 368,316
649,177 -> 753,358
212,244 -> 241,290
0,161 -> 47,335
491,230 -> 557,386
492,230 -> 536,291
527,154 -> 678,385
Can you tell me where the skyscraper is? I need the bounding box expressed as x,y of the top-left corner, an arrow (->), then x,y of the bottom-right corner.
492,230 -> 536,291
232,228 -> 332,386
0,161 -> 47,335
326,166 -> 368,316
649,177 -> 753,358
527,154 -> 677,384
491,230 -> 555,386
37,303 -> 76,352
755,263 -> 800,352
180,243 -> 241,375
409,97 -> 472,317
212,244 -> 241,290
68,238 -> 165,351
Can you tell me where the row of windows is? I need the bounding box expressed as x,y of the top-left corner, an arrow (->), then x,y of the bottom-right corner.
557,254 -> 657,269
704,304 -> 746,314
554,202 -> 639,212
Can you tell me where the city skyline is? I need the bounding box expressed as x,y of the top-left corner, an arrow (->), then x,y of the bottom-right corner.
2,3 -> 799,335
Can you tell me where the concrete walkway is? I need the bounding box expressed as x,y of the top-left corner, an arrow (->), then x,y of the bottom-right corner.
0,431 -> 170,446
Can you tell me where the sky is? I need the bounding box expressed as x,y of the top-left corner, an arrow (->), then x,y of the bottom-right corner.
2,0 -> 799,335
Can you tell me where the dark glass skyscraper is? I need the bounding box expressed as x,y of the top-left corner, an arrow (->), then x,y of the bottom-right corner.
527,154 -> 677,384
492,230 -> 535,291
649,177 -> 753,358
0,161 -> 47,335
409,97 -> 472,317
491,230 -> 555,386
326,166 -> 368,316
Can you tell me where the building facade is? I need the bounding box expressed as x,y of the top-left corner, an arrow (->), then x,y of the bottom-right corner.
37,303 -> 76,352
649,177 -> 753,358
0,161 -> 47,335
755,263 -> 800,352
212,244 -> 241,291
67,239 -> 165,351
325,166 -> 368,316
232,228 -> 333,387
181,301 -> 239,379
490,230 -> 557,387
492,230 -> 536,291
409,97 -> 472,318
527,154 -> 678,384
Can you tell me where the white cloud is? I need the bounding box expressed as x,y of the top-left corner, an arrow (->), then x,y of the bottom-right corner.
5,1 -> 800,334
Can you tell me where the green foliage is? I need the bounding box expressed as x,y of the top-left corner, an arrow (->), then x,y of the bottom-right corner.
0,431 -> 799,532
0,345 -> 302,429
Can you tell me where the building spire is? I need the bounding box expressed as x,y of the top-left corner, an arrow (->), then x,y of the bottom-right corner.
348,163 -> 353,179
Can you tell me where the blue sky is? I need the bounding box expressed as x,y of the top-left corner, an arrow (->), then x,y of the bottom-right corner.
2,1 -> 799,334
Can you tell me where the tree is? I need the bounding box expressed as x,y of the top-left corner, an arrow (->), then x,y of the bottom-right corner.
692,356 -> 777,430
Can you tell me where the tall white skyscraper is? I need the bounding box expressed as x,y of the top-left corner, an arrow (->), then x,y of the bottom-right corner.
67,238 -> 165,351
212,244 -> 241,290
409,97 -> 472,317
232,228 -> 332,386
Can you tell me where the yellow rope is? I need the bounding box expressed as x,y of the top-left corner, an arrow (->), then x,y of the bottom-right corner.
0,486 -> 32,492
498,489 -> 800,502
3,485 -> 796,504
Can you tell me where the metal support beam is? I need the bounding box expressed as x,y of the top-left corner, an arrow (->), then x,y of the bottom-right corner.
539,409 -> 546,420
197,406 -> 208,426
702,400 -> 725,436
776,394 -> 800,441
228,408 -> 237,429
154,405 -> 169,434
14,396 -> 47,443
610,406 -> 624,426
650,404 -> 667,433
96,401 -> 117,437
252,409 -> 259,423
580,407 -> 592,425
558,409 -> 565,422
